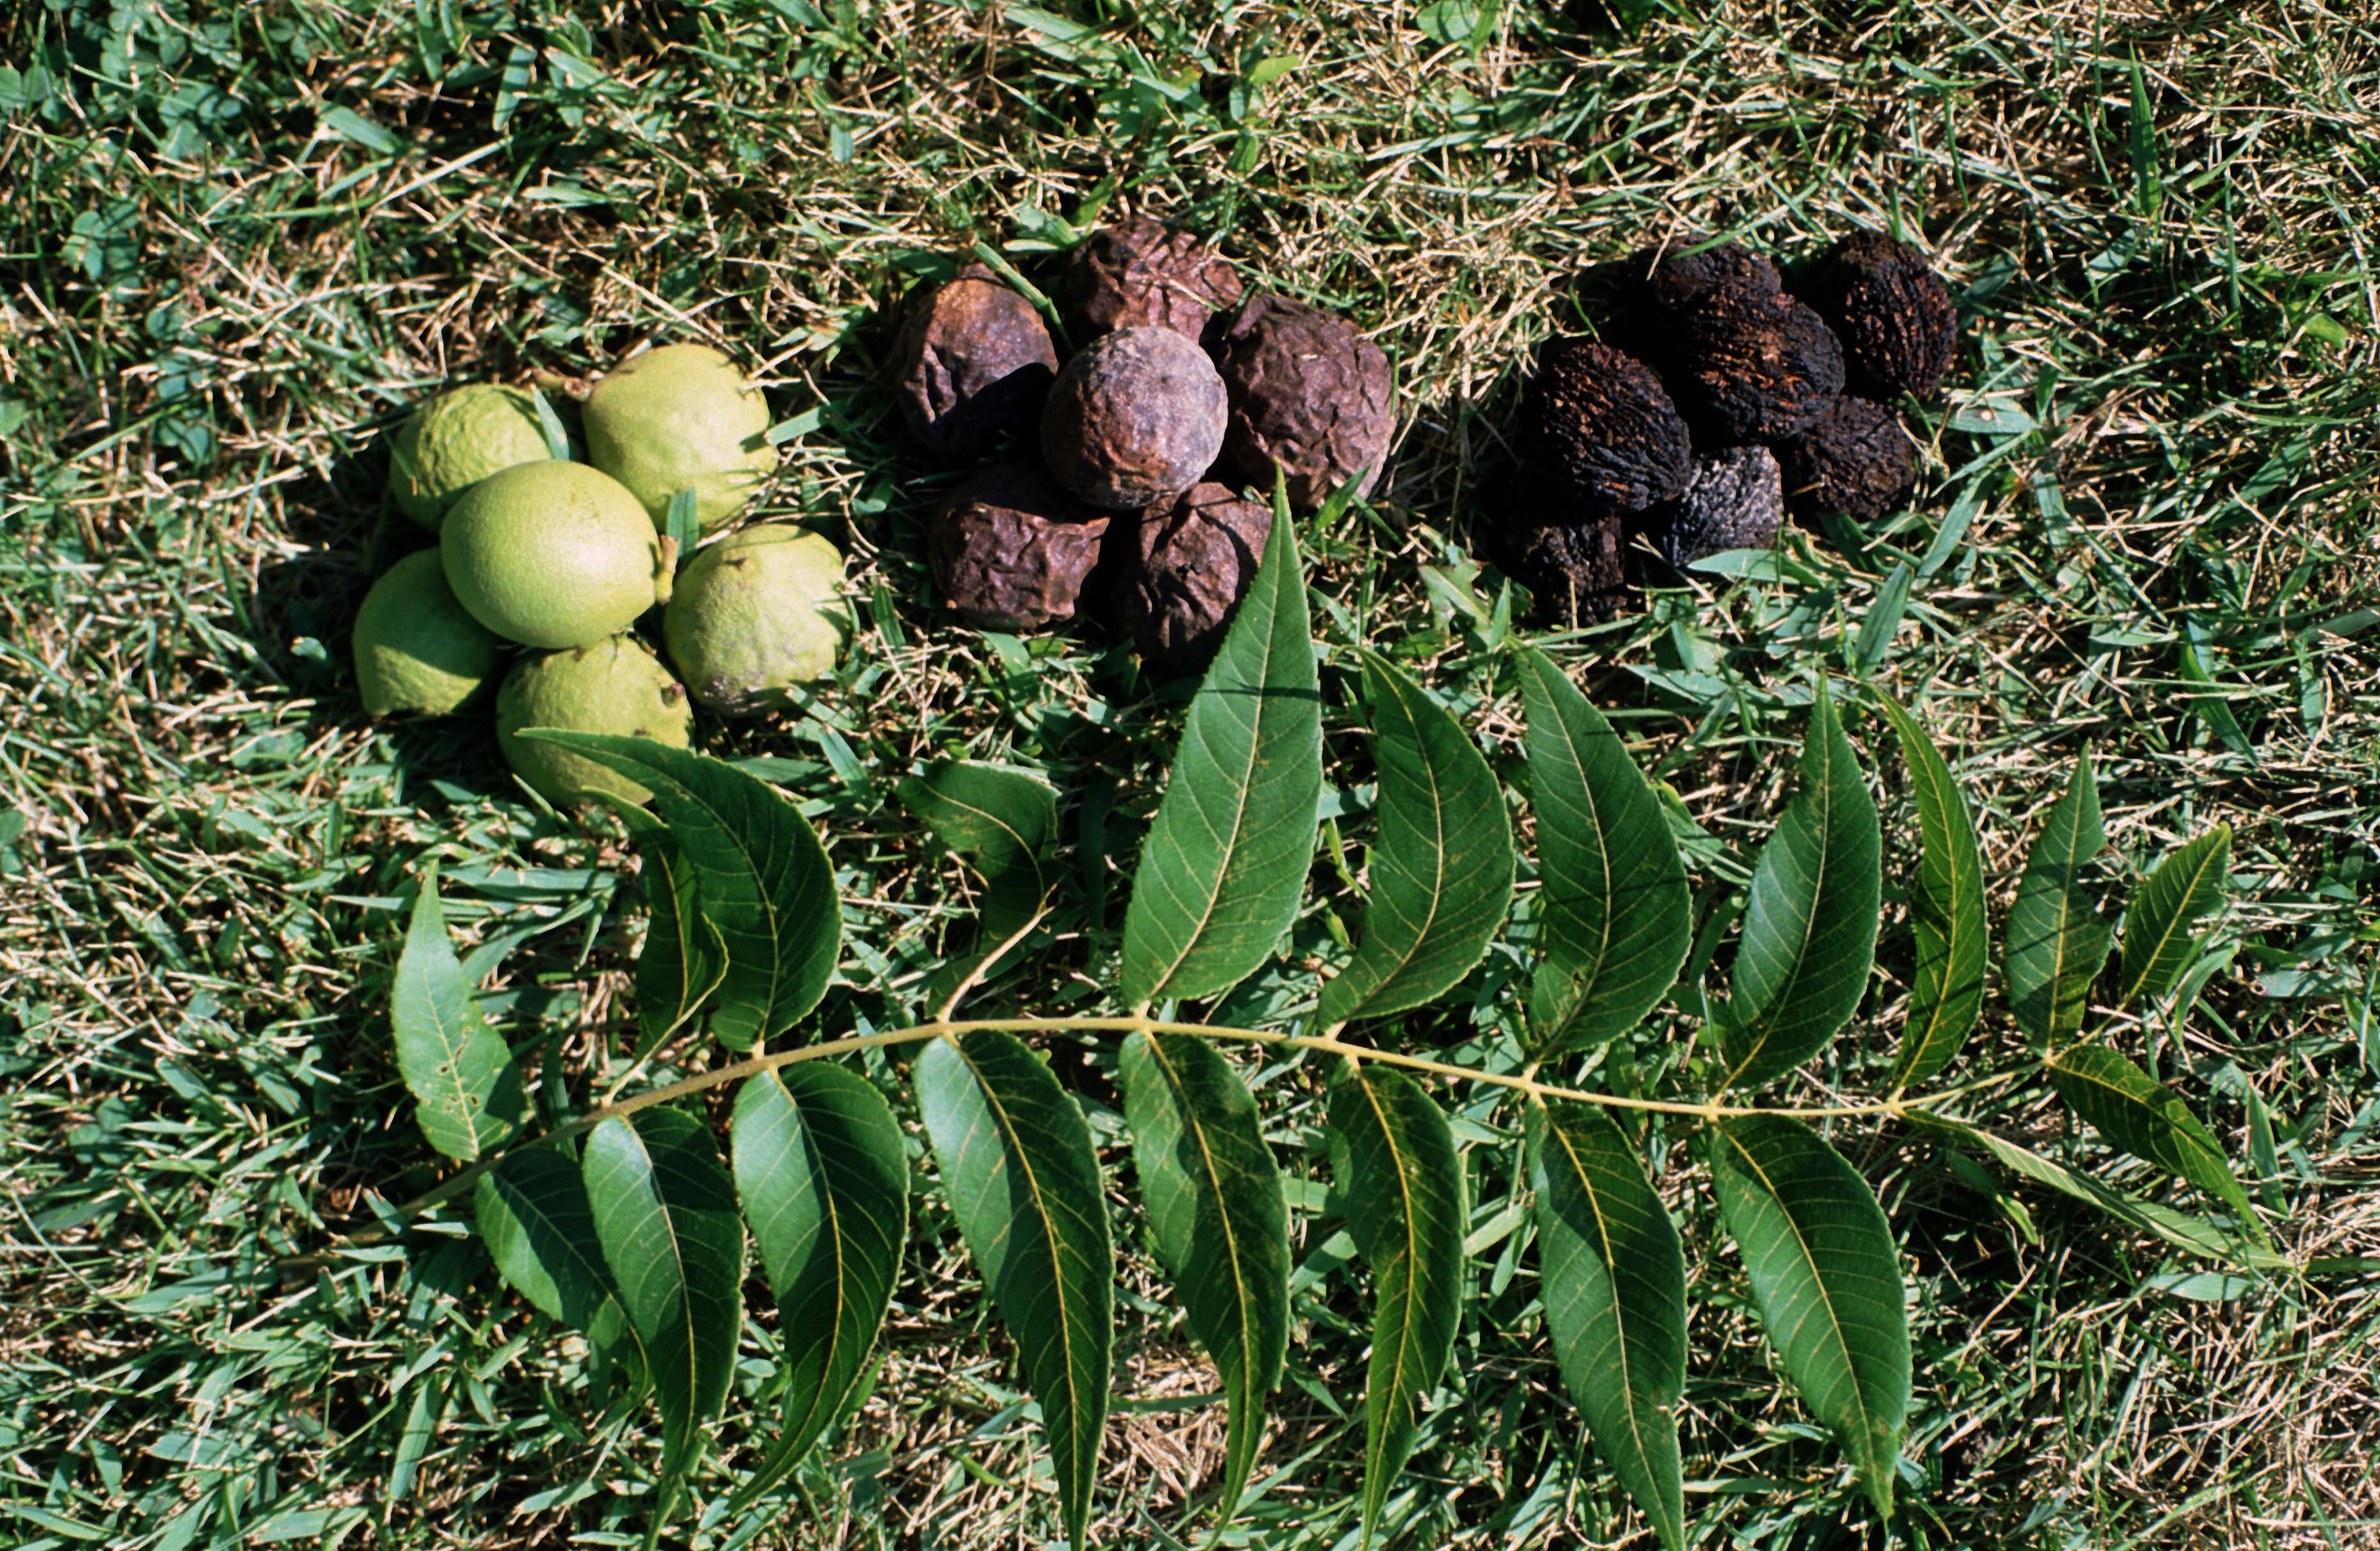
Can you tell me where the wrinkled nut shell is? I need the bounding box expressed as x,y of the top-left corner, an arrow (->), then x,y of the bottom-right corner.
1674,290 -> 1846,443
1065,216 -> 1244,346
1506,510 -> 1629,625
1215,293 -> 1396,509
1641,445 -> 1784,571
1802,230 -> 1956,400
930,462 -> 1113,630
894,264 -> 1059,461
1122,481 -> 1273,673
1779,395 -> 1917,523
1041,327 -> 1228,509
1527,337 -> 1694,518
1626,236 -> 1782,314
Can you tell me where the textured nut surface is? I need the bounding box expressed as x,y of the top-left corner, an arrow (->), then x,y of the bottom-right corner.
1674,290 -> 1846,443
496,637 -> 693,809
1625,237 -> 1782,314
1643,445 -> 1784,571
1215,293 -> 1396,509
1802,230 -> 1956,399
1526,337 -> 1694,517
1041,326 -> 1228,509
1065,216 -> 1244,346
894,264 -> 1059,461
1503,507 -> 1629,625
1779,395 -> 1917,523
930,462 -> 1113,629
1121,481 -> 1273,672
662,525 -> 845,715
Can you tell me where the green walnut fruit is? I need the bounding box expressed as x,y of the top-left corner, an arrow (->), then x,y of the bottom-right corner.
583,344 -> 777,532
441,461 -> 670,649
390,383 -> 555,530
662,525 -> 846,715
495,637 -> 694,809
352,550 -> 503,715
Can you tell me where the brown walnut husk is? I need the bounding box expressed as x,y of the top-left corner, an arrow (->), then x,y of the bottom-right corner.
1802,230 -> 1956,400
894,263 -> 1059,461
1214,293 -> 1396,509
1779,396 -> 1917,523
1672,289 -> 1846,443
1120,482 -> 1273,673
928,462 -> 1112,629
1639,445 -> 1784,572
1065,216 -> 1244,347
1525,337 -> 1694,518
1042,327 -> 1228,509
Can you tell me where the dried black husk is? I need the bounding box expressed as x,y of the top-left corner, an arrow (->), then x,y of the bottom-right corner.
893,262 -> 1059,462
1778,395 -> 1917,523
1800,229 -> 1956,399
1625,236 -> 1782,314
1672,289 -> 1846,443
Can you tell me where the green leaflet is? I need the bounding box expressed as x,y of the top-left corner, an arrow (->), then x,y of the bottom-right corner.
899,760 -> 1060,998
2114,827 -> 2232,1008
1720,682 -> 1882,1092
917,1030 -> 1113,1549
1118,1033 -> 1289,1524
1120,500 -> 1322,1008
1526,1099 -> 1686,1551
636,838 -> 726,1060
1329,1062 -> 1465,1546
2046,1042 -> 2262,1229
1706,1114 -> 1908,1520
1318,651 -> 1514,1026
524,733 -> 841,1050
1874,692 -> 1989,1088
473,1149 -> 634,1379
2006,754 -> 2109,1044
582,1106 -> 747,1541
1514,646 -> 1692,1056
390,864 -> 527,1161
728,1066 -> 908,1511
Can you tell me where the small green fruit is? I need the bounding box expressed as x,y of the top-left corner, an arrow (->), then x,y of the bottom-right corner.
495,637 -> 694,808
390,383 -> 555,530
352,550 -> 503,715
662,526 -> 846,715
583,344 -> 777,531
441,461 -> 670,649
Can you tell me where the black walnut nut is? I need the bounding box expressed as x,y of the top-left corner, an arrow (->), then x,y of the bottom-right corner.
1640,445 -> 1784,572
1779,395 -> 1917,523
1214,293 -> 1396,509
1121,482 -> 1273,674
1525,337 -> 1694,518
1065,216 -> 1244,347
894,263 -> 1059,462
1626,236 -> 1782,314
1503,505 -> 1629,626
1802,230 -> 1956,400
1042,327 -> 1228,509
1672,290 -> 1846,443
929,462 -> 1112,630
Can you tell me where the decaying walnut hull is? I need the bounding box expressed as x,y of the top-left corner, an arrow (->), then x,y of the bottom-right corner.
1042,327 -> 1229,510
1214,293 -> 1397,509
895,263 -> 1060,462
1065,216 -> 1244,347
929,462 -> 1113,630
1120,481 -> 1273,673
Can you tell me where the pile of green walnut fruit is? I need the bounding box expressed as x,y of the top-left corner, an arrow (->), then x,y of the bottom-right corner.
351,344 -> 846,809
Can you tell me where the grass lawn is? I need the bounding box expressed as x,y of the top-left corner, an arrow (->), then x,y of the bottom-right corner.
4,0 -> 2378,1547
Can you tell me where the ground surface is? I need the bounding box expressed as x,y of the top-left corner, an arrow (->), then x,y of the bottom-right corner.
4,1 -> 2379,1548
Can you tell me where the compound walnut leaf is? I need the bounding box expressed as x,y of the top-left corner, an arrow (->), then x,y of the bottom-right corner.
1874,691 -> 1989,1088
2046,1042 -> 2262,1230
391,863 -> 527,1161
2006,754 -> 2109,1044
2114,826 -> 2232,1010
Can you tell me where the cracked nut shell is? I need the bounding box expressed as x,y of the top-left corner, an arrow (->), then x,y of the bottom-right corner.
1672,289 -> 1846,443
1214,293 -> 1396,509
1525,337 -> 1694,518
1625,236 -> 1782,314
894,263 -> 1059,461
1802,230 -> 1956,400
1120,482 -> 1273,673
1779,395 -> 1917,523
1640,445 -> 1784,571
1041,326 -> 1228,509
929,462 -> 1113,630
1065,216 -> 1244,347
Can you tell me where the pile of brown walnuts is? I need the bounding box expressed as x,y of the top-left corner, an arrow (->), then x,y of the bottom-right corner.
1500,229 -> 1958,623
892,216 -> 1395,672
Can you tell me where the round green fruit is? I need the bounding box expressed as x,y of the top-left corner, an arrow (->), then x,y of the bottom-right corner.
352,550 -> 503,715
583,344 -> 776,532
390,383 -> 555,530
662,526 -> 846,715
441,461 -> 670,649
495,637 -> 694,809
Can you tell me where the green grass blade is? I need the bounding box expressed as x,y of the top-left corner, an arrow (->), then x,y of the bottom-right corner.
1118,1033 -> 1290,1527
1318,651 -> 1513,1026
636,838 -> 726,1060
2006,755 -> 2110,1044
583,1106 -> 747,1541
1329,1062 -> 1465,1547
523,733 -> 841,1049
390,863 -> 526,1161
1526,1099 -> 1686,1551
727,1066 -> 908,1513
1720,682 -> 1882,1091
917,1030 -> 1113,1548
1121,495 -> 1322,1008
1706,1114 -> 1909,1520
1873,692 -> 1989,1088
2114,826 -> 2232,1008
2046,1042 -> 2262,1230
1514,646 -> 1692,1056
